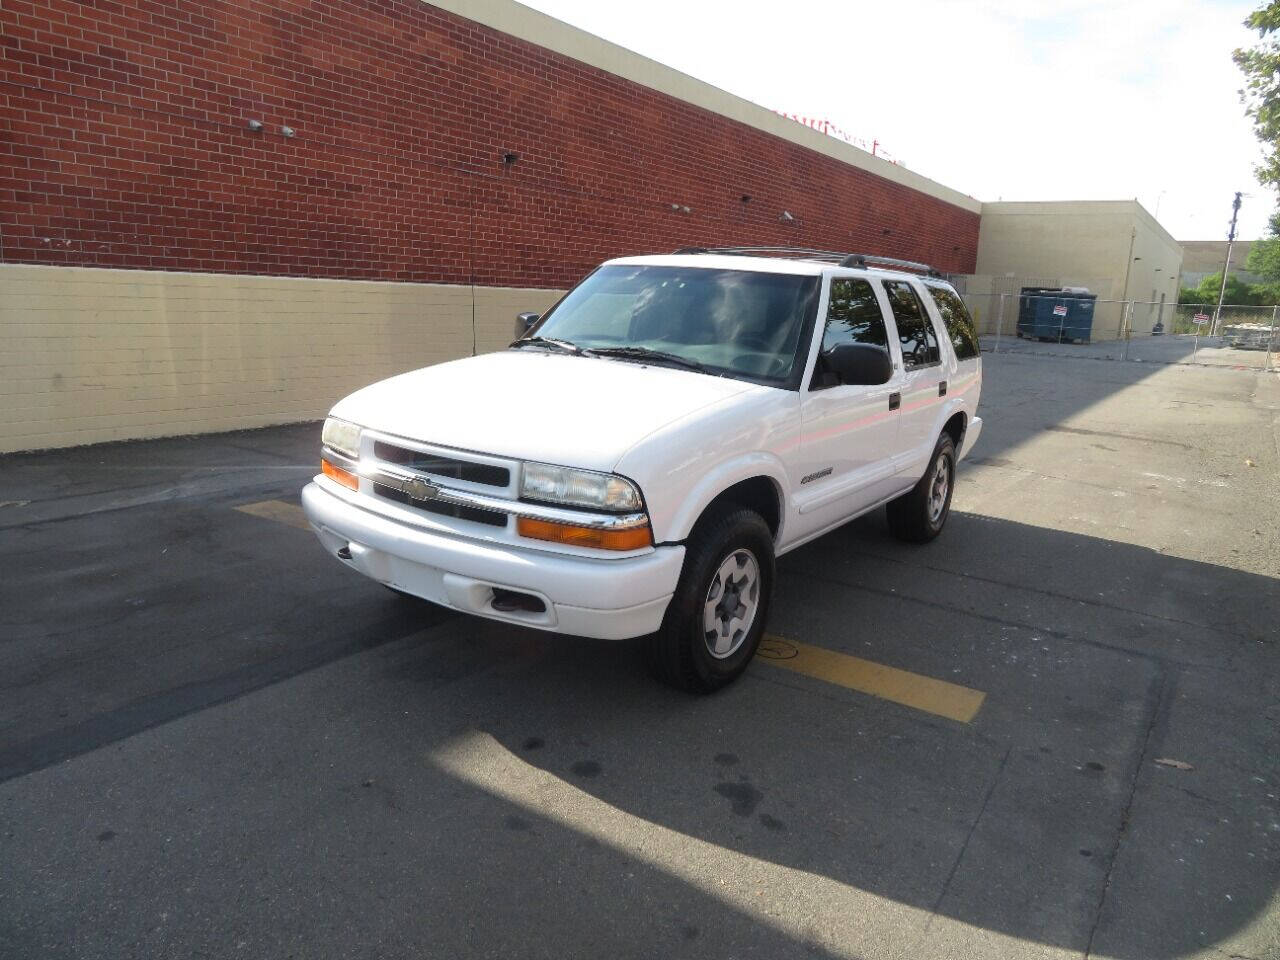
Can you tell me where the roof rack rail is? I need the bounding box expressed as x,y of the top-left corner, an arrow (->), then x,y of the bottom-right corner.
671,246 -> 943,277
837,253 -> 943,277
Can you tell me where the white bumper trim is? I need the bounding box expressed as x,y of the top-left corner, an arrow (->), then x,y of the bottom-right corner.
960,416 -> 983,460
301,482 -> 682,640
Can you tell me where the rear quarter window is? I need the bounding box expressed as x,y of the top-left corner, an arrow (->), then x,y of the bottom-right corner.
925,285 -> 981,360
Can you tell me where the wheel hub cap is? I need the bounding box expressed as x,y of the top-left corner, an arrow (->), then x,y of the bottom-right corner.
928,452 -> 950,523
702,549 -> 760,659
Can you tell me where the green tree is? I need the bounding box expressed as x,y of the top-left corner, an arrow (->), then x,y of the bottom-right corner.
1179,272 -> 1267,306
1244,211 -> 1280,280
1234,2 -> 1280,302
1234,3 -> 1280,189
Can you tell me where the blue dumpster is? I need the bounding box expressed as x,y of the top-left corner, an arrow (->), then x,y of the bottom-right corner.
1017,287 -> 1097,343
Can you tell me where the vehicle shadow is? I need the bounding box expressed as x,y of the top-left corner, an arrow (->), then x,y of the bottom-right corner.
987,333 -> 1273,375
971,350 -> 1234,466
420,510 -> 1278,958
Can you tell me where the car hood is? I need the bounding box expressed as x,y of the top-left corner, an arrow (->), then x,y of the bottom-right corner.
330,349 -> 767,472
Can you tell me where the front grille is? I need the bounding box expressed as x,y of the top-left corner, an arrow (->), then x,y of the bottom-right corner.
372,481 -> 507,528
374,441 -> 509,487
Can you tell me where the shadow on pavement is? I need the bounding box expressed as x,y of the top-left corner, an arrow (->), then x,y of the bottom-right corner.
1,379 -> 1276,958
990,332 -> 1274,371
971,349 -> 1273,467
447,511 -> 1279,958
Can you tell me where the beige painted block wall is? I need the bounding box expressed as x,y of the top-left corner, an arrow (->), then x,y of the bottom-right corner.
0,265 -> 564,453
974,201 -> 1184,340
474,286 -> 563,353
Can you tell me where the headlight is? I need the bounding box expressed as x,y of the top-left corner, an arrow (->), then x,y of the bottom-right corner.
520,462 -> 643,512
322,417 -> 361,460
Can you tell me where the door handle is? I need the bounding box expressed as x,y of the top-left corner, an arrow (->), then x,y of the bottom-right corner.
889,392 -> 901,411
938,380 -> 948,397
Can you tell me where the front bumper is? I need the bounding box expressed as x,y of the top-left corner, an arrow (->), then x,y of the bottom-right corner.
301,481 -> 684,640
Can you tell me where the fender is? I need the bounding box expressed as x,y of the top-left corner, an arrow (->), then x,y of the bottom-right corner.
655,452 -> 791,546
896,395 -> 973,480
934,397 -> 970,445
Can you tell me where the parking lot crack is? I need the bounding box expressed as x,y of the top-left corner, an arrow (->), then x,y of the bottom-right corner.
1083,665 -> 1173,959
968,457 -> 1142,496
924,744 -> 1012,932
801,564 -> 1267,660
1043,424 -> 1199,451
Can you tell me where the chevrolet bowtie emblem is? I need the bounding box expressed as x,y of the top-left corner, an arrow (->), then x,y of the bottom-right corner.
406,477 -> 440,501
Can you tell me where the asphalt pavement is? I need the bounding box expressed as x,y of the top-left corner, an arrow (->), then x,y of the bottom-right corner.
990,330 -> 1277,371
1,353 -> 1278,960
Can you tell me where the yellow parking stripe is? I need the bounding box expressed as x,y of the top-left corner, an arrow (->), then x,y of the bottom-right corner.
234,499 -> 311,531
230,501 -> 984,722
757,635 -> 985,723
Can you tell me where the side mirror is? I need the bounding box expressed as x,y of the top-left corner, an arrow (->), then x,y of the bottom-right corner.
517,312 -> 540,334
823,342 -> 892,386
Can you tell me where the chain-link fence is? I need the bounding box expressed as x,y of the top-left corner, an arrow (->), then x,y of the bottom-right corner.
955,291 -> 1279,371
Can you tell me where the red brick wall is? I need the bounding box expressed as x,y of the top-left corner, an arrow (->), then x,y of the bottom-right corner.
0,0 -> 979,287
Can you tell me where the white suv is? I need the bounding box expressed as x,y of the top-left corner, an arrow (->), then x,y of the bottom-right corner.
302,248 -> 982,691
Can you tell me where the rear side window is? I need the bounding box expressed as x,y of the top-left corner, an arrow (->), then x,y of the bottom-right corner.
882,280 -> 940,368
925,284 -> 980,360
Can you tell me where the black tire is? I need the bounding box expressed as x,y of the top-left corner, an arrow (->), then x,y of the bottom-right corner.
886,433 -> 956,543
647,505 -> 775,693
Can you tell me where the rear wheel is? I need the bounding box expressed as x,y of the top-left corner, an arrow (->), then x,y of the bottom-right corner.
887,433 -> 956,543
647,505 -> 774,693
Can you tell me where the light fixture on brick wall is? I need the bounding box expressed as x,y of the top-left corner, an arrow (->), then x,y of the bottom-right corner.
780,210 -> 795,222
281,125 -> 296,138
246,119 -> 263,132
670,203 -> 691,214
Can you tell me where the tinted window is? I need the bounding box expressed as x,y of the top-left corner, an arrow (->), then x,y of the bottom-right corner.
925,284 -> 980,360
812,278 -> 890,389
533,265 -> 821,387
822,279 -> 888,350
882,280 -> 940,368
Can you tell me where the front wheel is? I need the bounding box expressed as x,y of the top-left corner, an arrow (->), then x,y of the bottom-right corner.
647,505 -> 775,693
886,433 -> 956,543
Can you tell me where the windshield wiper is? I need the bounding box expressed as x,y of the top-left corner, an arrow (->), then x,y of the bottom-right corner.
587,346 -> 709,374
509,336 -> 586,356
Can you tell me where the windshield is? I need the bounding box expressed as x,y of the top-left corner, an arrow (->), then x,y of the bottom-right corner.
527,265 -> 822,387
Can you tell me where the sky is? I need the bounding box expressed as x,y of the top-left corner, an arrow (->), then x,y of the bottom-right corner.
518,0 -> 1276,241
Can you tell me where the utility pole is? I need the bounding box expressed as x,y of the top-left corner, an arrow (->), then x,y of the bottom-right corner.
1211,192 -> 1243,337
1118,227 -> 1137,340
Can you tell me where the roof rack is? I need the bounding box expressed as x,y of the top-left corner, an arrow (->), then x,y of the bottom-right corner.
671,246 -> 944,278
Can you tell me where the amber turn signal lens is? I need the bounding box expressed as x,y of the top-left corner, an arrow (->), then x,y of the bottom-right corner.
322,459 -> 359,491
517,516 -> 652,551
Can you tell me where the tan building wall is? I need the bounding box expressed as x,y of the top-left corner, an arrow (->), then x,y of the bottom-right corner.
971,201 -> 1183,339
1179,240 -> 1260,288
0,265 -> 562,453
